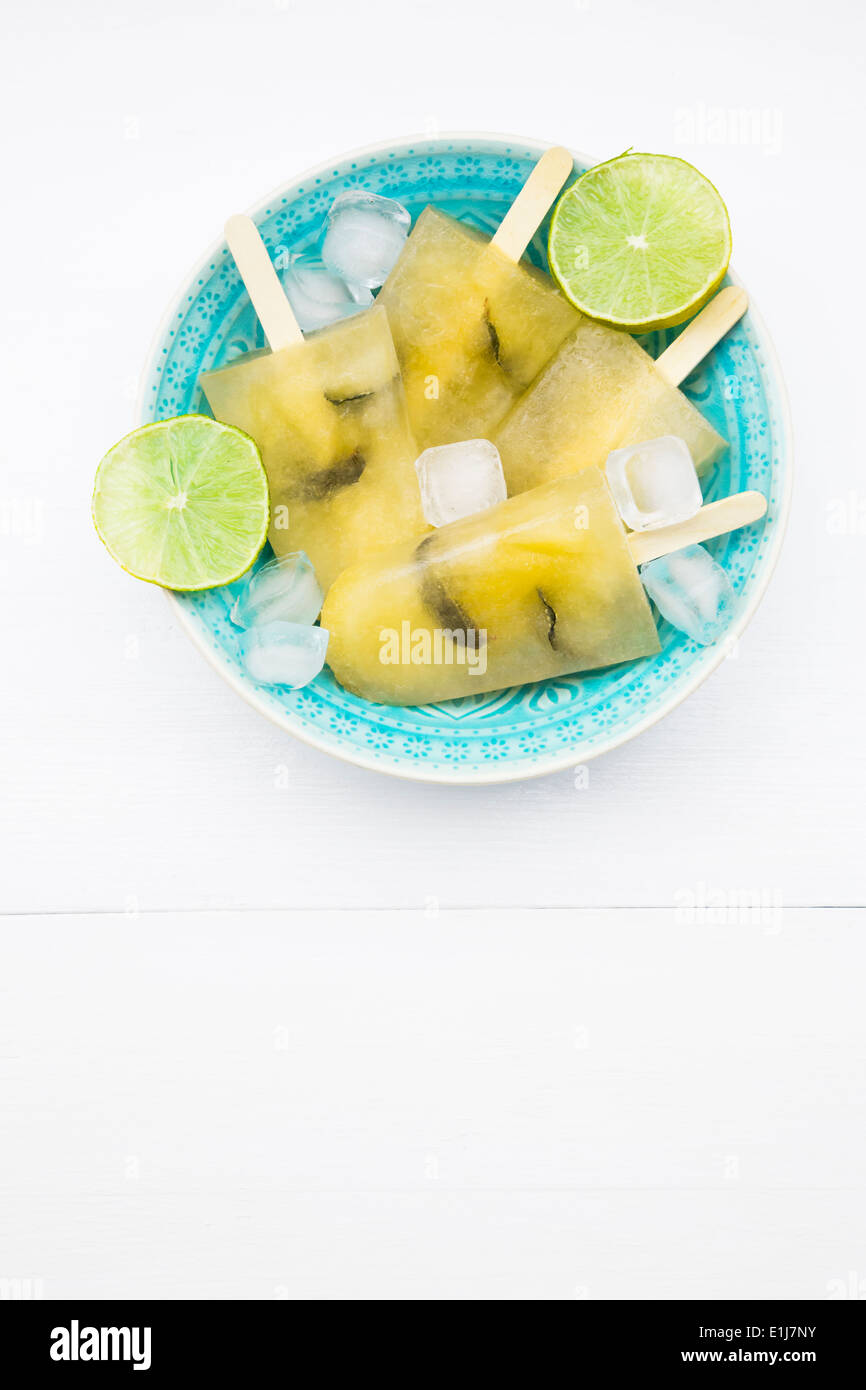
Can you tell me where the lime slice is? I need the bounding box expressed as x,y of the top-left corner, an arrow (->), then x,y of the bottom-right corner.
92,415 -> 269,590
548,153 -> 732,331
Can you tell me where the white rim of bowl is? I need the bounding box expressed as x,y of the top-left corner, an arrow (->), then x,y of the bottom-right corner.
138,131 -> 793,786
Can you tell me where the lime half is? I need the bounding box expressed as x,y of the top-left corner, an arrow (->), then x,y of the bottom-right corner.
92,416 -> 269,590
549,153 -> 732,331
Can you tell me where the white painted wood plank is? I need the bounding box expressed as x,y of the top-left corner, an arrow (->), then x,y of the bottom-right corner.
1,909 -> 863,1300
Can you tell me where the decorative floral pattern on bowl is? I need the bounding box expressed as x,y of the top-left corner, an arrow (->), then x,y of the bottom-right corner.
140,135 -> 791,784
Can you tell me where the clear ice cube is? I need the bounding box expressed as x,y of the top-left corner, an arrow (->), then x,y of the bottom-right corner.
321,190 -> 411,289
640,544 -> 734,645
414,439 -> 507,527
231,551 -> 324,629
239,621 -> 329,688
605,434 -> 703,531
279,252 -> 372,333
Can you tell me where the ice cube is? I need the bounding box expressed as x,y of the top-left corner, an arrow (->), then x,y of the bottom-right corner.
279,252 -> 372,333
605,434 -> 703,531
415,439 -> 507,527
640,544 -> 734,645
231,551 -> 323,629
321,190 -> 411,289
239,621 -> 329,687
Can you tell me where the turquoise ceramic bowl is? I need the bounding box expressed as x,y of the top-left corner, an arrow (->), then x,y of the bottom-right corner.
140,133 -> 791,784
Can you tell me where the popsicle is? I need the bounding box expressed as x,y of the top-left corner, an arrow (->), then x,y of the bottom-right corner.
377,148 -> 582,449
321,467 -> 766,706
494,287 -> 746,495
201,216 -> 424,589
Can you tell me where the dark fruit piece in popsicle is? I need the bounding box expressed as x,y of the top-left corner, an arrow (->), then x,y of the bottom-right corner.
300,449 -> 366,501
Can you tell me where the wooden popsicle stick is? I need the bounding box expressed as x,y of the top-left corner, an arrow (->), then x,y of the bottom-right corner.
490,146 -> 574,263
224,214 -> 304,352
627,490 -> 767,566
654,286 -> 748,387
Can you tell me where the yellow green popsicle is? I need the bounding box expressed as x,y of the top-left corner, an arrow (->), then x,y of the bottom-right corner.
200,218 -> 423,589
377,149 -> 581,449
493,289 -> 746,496
322,467 -> 661,705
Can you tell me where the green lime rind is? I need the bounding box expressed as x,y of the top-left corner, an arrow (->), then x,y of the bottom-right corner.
92,415 -> 269,591
548,152 -> 732,332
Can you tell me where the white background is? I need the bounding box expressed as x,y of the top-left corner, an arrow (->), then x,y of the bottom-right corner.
2,0 -> 865,1300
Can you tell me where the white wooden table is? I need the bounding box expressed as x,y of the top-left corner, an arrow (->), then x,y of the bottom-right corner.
2,0 -> 864,1300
